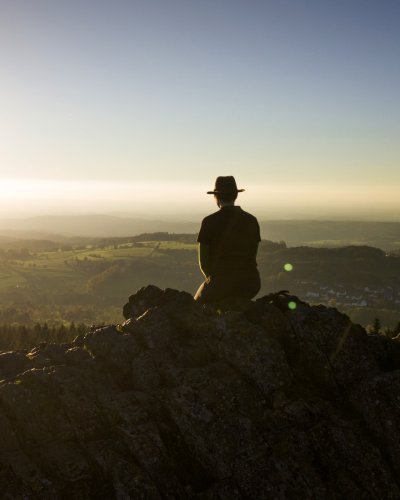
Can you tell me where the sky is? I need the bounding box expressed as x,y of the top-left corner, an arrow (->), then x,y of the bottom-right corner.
1,0 -> 399,219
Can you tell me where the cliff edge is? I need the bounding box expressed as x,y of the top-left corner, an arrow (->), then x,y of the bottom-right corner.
1,286 -> 400,499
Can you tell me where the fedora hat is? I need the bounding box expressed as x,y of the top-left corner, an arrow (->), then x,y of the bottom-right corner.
207,176 -> 245,194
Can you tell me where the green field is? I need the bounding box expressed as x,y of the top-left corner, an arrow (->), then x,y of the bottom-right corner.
0,240 -> 200,326
0,237 -> 399,330
0,240 -> 197,290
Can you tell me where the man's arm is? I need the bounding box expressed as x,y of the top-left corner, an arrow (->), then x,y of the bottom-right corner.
198,243 -> 211,278
252,241 -> 259,260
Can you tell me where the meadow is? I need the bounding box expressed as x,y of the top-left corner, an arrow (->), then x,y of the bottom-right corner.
0,239 -> 200,326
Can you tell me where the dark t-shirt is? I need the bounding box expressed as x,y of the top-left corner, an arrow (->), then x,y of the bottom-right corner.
197,206 -> 261,277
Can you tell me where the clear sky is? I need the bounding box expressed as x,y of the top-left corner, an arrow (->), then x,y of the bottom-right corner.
1,0 -> 399,219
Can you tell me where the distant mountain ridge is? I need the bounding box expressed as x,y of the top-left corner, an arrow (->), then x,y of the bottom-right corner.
261,220 -> 400,249
0,215 -> 399,249
0,214 -> 198,238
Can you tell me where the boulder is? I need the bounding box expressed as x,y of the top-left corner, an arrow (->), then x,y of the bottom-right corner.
1,285 -> 399,499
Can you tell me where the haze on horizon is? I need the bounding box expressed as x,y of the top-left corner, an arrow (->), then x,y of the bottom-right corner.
0,178 -> 399,222
1,0 -> 399,221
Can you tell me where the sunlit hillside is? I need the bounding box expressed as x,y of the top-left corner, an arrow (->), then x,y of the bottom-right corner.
1,234 -> 399,335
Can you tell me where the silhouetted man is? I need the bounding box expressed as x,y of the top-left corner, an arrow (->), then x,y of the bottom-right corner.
194,176 -> 261,303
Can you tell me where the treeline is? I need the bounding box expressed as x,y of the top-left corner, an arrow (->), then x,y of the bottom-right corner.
0,247 -> 32,260
258,245 -> 400,288
99,232 -> 198,246
0,302 -> 121,328
86,257 -> 198,297
0,322 -> 88,351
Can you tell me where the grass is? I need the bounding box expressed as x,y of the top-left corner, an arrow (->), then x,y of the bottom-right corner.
0,241 -> 196,293
306,240 -> 376,247
0,239 -> 199,326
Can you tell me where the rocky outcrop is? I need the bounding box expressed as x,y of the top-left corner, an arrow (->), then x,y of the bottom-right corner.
1,286 -> 400,499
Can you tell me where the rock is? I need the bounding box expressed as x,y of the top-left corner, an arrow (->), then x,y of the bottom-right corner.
349,370 -> 400,476
367,333 -> 400,372
123,285 -> 194,320
0,351 -> 31,379
1,285 -> 400,498
27,342 -> 73,369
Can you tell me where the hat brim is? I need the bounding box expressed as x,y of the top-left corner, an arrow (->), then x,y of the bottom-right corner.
207,189 -> 245,194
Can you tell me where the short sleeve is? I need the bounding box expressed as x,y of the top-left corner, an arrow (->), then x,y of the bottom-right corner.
197,218 -> 212,244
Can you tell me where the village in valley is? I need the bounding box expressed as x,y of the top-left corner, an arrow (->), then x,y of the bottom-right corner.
301,283 -> 400,309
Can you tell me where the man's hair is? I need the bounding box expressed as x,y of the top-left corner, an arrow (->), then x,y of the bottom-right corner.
215,192 -> 238,203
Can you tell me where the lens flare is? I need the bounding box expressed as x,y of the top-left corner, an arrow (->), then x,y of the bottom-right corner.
288,301 -> 297,310
284,263 -> 293,272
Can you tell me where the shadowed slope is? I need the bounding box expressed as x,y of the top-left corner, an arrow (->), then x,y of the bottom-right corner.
1,286 -> 400,499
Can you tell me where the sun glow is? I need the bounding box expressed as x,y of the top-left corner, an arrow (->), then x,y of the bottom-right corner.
0,179 -> 40,200
0,178 -> 207,216
0,178 -> 399,219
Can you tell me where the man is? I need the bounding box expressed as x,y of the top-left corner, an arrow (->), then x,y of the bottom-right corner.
194,176 -> 261,303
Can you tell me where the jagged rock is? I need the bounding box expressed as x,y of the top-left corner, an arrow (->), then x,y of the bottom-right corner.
1,286 -> 400,499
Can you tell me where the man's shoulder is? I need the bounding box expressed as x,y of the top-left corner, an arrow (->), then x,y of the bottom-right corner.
198,210 -> 221,243
237,208 -> 259,224
201,210 -> 221,224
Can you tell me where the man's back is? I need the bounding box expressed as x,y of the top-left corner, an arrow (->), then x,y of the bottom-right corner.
197,206 -> 261,277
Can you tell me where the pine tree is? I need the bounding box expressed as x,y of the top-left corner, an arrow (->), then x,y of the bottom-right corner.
372,317 -> 381,335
